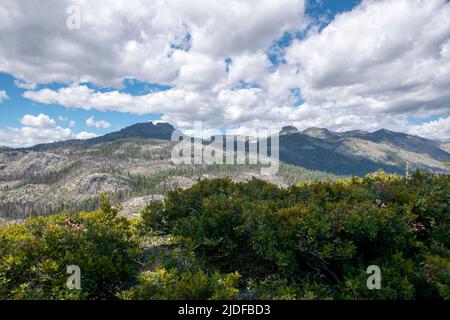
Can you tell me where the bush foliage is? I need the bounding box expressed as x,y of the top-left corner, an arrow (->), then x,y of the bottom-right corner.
0,171 -> 448,300
139,170 -> 449,300
0,194 -> 141,299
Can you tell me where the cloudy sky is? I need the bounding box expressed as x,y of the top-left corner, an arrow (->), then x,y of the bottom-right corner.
0,0 -> 449,147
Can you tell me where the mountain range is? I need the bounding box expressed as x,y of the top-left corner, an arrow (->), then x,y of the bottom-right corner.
23,121 -> 450,174
0,122 -> 448,220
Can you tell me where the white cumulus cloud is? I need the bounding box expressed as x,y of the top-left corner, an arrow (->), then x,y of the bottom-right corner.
75,131 -> 98,140
0,91 -> 9,103
85,116 -> 111,129
20,114 -> 56,128
1,0 -> 449,140
14,79 -> 37,90
406,116 -> 450,141
0,114 -> 97,147
0,0 -> 306,87
285,0 -> 450,117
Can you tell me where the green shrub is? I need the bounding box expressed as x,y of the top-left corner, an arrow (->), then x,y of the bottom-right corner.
247,275 -> 333,300
140,172 -> 449,299
2,170 -> 448,300
119,268 -> 240,300
0,195 -> 141,300
139,201 -> 168,236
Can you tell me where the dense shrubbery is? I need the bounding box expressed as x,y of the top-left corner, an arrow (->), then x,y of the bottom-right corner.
0,194 -> 141,299
119,268 -> 240,300
0,171 -> 448,300
139,171 -> 449,300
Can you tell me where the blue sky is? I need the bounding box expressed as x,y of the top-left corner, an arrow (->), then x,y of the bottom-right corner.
307,0 -> 362,20
0,0 -> 449,146
0,72 -> 165,137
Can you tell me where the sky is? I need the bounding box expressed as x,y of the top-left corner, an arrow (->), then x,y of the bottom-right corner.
0,0 -> 449,147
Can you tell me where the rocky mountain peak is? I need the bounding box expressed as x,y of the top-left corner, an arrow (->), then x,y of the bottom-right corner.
280,126 -> 299,135
302,127 -> 335,139
95,121 -> 176,142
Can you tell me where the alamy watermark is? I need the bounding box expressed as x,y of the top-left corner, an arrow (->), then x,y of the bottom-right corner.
366,265 -> 381,290
170,122 -> 279,175
66,265 -> 81,290
66,4 -> 81,30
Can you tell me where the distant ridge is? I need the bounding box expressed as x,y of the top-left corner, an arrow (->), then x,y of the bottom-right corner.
338,130 -> 369,138
26,122 -> 176,151
279,126 -> 449,175
302,127 -> 336,139
280,126 -> 299,135
2,122 -> 448,176
94,122 -> 175,142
